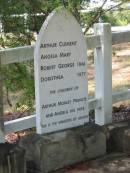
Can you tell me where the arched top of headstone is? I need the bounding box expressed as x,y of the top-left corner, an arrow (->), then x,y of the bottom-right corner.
35,7 -> 86,50
34,7 -> 88,134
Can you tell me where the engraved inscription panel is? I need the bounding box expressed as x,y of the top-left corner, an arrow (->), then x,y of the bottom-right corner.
34,8 -> 88,134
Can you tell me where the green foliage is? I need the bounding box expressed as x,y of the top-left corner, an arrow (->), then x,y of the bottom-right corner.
2,61 -> 35,109
0,32 -> 35,109
81,10 -> 97,28
102,10 -> 130,26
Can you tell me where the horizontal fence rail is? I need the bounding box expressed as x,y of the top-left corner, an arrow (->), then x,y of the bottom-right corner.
4,89 -> 130,134
86,35 -> 101,49
1,45 -> 34,65
112,31 -> 130,45
1,30 -> 130,65
1,35 -> 101,65
112,90 -> 130,104
4,115 -> 36,134
4,99 -> 101,134
4,98 -> 101,134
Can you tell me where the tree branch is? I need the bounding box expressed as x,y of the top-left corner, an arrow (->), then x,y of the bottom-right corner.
83,0 -> 128,34
6,87 -> 12,107
84,0 -> 107,34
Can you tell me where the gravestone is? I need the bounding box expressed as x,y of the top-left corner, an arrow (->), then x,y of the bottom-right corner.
34,7 -> 88,134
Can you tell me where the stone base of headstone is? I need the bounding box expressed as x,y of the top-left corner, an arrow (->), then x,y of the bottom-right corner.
104,122 -> 130,153
19,124 -> 106,173
0,143 -> 26,173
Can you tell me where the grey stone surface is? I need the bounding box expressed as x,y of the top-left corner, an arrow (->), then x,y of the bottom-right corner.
0,143 -> 25,173
19,124 -> 106,173
106,122 -> 130,153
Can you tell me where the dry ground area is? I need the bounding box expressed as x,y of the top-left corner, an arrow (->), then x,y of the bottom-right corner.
88,42 -> 130,95
52,154 -> 130,173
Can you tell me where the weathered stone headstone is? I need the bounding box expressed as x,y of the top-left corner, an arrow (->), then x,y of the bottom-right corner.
34,8 -> 88,134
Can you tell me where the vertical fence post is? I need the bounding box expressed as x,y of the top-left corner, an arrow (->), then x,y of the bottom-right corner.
94,23 -> 112,125
0,55 -> 5,142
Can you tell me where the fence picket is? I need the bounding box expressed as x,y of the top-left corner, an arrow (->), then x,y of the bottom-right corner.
94,23 -> 112,125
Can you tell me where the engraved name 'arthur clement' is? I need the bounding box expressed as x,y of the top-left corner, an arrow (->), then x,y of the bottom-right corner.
40,41 -> 77,48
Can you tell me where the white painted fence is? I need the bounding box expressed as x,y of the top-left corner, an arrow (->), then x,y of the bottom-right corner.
1,23 -> 130,140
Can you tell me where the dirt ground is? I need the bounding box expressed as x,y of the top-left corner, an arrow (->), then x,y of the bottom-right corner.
52,153 -> 130,173
88,42 -> 130,95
